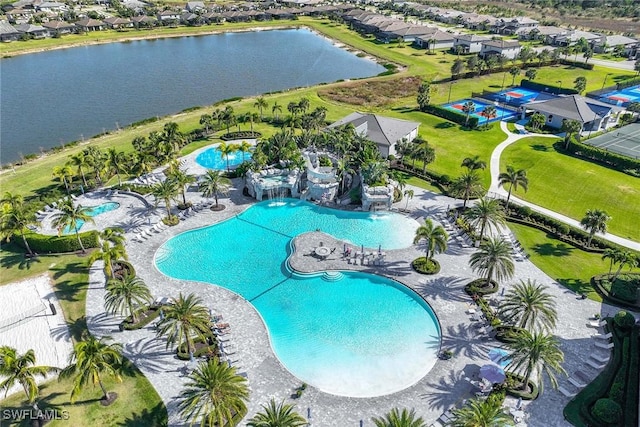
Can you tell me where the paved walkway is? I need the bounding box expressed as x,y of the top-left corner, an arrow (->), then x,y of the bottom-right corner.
488,122 -> 640,251
82,180 -> 623,426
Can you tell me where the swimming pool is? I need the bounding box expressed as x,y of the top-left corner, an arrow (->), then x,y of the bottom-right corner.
155,199 -> 440,397
63,202 -> 120,234
195,146 -> 252,170
443,99 -> 517,123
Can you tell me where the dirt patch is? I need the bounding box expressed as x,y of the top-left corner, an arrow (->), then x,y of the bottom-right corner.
318,76 -> 422,108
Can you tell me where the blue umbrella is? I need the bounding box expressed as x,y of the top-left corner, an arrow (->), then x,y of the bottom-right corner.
488,348 -> 510,368
480,364 -> 506,384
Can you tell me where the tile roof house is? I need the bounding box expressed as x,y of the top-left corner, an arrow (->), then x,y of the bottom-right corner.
74,18 -> 105,32
381,25 -> 440,43
522,25 -> 567,41
14,22 -> 48,38
41,19 -> 75,34
327,113 -> 420,158
4,8 -> 34,24
453,34 -> 490,54
522,95 -> 622,132
130,15 -> 157,27
591,34 -> 638,55
549,29 -> 600,47
0,20 -> 21,41
185,1 -> 205,12
102,17 -> 133,29
414,29 -> 455,51
480,39 -> 521,59
492,16 -> 538,35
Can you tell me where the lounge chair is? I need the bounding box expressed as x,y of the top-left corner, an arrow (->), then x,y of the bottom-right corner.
592,332 -> 612,340
466,308 -> 477,315
558,386 -> 577,398
594,341 -> 614,350
568,377 -> 587,389
590,353 -> 610,363
586,359 -> 607,370
587,320 -> 607,328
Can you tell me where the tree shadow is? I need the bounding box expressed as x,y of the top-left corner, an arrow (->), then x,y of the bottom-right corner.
121,337 -> 174,375
117,401 -> 168,427
392,106 -> 417,113
420,363 -> 483,409
52,316 -> 87,342
440,323 -> 494,359
530,144 -> 550,151
556,278 -> 591,295
52,280 -> 88,304
532,242 -> 573,257
435,122 -> 455,129
0,245 -> 42,271
50,262 -> 87,279
415,275 -> 469,303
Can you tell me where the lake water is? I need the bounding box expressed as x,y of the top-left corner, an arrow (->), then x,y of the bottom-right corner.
0,28 -> 384,164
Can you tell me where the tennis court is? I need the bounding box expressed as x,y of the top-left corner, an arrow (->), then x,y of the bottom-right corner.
442,99 -> 518,123
596,85 -> 640,107
585,122 -> 640,159
482,86 -> 551,107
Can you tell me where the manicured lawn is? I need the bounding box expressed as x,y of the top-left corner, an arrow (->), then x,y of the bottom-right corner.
507,222 -> 609,300
501,137 -> 640,241
0,243 -> 167,425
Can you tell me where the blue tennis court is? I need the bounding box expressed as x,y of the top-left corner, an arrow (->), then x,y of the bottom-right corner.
442,99 -> 518,123
482,87 -> 547,107
596,85 -> 640,107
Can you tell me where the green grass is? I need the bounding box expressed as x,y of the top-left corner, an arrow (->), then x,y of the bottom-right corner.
501,137 -> 640,242
507,222 -> 609,300
0,243 -> 168,426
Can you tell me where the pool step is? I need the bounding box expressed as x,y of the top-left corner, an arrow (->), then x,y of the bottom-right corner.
322,271 -> 344,282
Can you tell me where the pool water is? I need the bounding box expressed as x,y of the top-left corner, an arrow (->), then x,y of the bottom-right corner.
195,146 -> 252,170
155,199 -> 441,397
63,202 -> 120,234
443,98 -> 517,122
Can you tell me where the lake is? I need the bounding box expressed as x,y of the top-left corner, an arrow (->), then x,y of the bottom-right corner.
0,28 -> 384,164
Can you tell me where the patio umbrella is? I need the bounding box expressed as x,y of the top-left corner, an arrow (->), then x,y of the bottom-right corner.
488,348 -> 510,368
480,364 -> 506,384
378,244 -> 382,254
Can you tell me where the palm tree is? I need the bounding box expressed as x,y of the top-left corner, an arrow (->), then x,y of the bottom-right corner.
450,171 -> 484,209
0,195 -> 37,256
217,142 -> 238,173
413,218 -> 448,261
404,189 -> 414,211
610,250 -> 639,282
247,398 -> 307,427
104,274 -> 153,323
509,66 -> 520,85
573,76 -> 587,94
68,151 -> 90,188
238,141 -> 252,163
179,358 -> 250,427
506,330 -> 566,394
498,165 -> 528,206
199,114 -> 214,134
412,138 -> 435,175
372,408 -> 426,427
199,170 -> 232,209
59,335 -> 123,403
52,165 -> 74,194
272,101 -> 282,121
528,112 -> 545,131
156,293 -> 211,354
51,198 -> 94,253
254,96 -> 268,121
481,106 -> 497,124
461,155 -> 486,171
499,279 -> 558,332
448,397 -> 514,427
469,237 -> 515,286
561,119 -> 583,148
601,248 -> 619,274
580,209 -> 610,247
461,101 -> 476,127
89,241 -> 127,279
464,197 -> 506,240
99,226 -> 125,248
525,68 -> 537,81
0,347 -> 58,403
105,148 -> 128,186
151,179 -> 179,220
170,167 -> 196,207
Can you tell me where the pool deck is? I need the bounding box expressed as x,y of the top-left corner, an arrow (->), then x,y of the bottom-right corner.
79,180 -> 623,427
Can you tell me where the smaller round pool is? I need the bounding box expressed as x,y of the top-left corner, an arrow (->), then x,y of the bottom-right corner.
195,146 -> 252,170
63,202 -> 120,234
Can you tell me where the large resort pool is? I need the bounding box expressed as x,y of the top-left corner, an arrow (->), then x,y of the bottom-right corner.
155,199 -> 441,397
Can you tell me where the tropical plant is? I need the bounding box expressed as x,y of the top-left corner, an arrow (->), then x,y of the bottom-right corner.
450,171 -> 484,209
461,156 -> 486,171
247,398 -> 307,427
448,397 -> 514,427
404,189 -> 414,211
51,198 -> 95,253
417,81 -> 431,111
68,151 -> 90,187
0,347 -> 58,403
469,237 -> 515,286
59,335 -> 123,403
217,142 -> 239,173
413,138 -> 436,175
461,101 -> 476,127
372,408 -> 426,427
580,209 -> 610,246
509,67 -> 520,85
481,106 -> 497,124
561,119 -> 583,148
89,241 -> 127,279
499,279 -> 558,332
156,293 -> 211,354
99,227 -> 125,247
272,101 -> 282,121
105,148 -> 128,186
169,167 -> 196,207
413,218 -> 448,261
497,165 -> 528,206
104,274 -> 153,323
528,112 -> 546,131
238,140 -> 252,163
254,96 -> 268,121
0,194 -> 37,256
506,330 -> 566,393
601,248 -> 619,274
151,179 -> 180,219
199,170 -> 232,209
610,250 -> 639,282
451,59 -> 465,77
199,114 -> 214,134
52,165 -> 74,194
179,358 -> 249,427
525,68 -> 538,81
573,76 -> 587,94
464,197 -> 506,240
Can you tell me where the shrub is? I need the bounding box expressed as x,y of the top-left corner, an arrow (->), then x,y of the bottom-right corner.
177,335 -> 216,360
23,231 -> 99,253
591,398 -> 622,425
219,131 -> 261,141
613,311 -> 635,330
505,372 -> 539,400
421,105 -> 479,129
162,215 -> 180,226
411,257 -> 441,274
121,305 -> 161,330
465,278 -> 499,295
609,378 -> 625,403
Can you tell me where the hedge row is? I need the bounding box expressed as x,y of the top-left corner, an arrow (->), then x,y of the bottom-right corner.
23,230 -> 99,253
560,139 -> 640,178
521,78 -> 579,95
121,305 -> 161,331
505,373 -> 540,400
421,104 -> 479,129
219,131 -> 261,141
591,274 -> 640,310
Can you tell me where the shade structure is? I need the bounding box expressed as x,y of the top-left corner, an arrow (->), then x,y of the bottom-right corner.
488,347 -> 510,368
480,364 -> 506,384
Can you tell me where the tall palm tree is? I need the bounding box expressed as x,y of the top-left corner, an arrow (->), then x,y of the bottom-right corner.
561,119 -> 583,149
170,167 -> 196,207
254,96 -> 268,121
238,141 -> 252,163
151,179 -> 179,220
59,335 -> 123,403
162,122 -> 186,159
217,142 -> 239,173
450,171 -> 484,209
99,227 -> 125,247
610,250 -> 639,282
106,148 -> 128,186
84,147 -> 107,185
51,198 -> 94,253
179,358 -> 250,427
52,165 -> 74,194
580,209 -> 610,247
372,408 -> 426,427
413,139 -> 436,175
506,330 -> 566,394
464,197 -> 506,240
0,196 -> 37,256
481,106 -> 497,124
461,155 -> 486,171
448,397 -> 514,427
413,218 -> 448,261
0,347 -> 58,403
247,398 -> 307,427
404,189 -> 414,211
461,101 -> 476,127
498,165 -> 528,206
199,170 -> 232,209
104,274 -> 153,323
89,241 -> 128,279
272,101 -> 282,121
156,293 -> 211,354
68,151 -> 90,188
499,279 -> 558,332
601,248 -> 618,274
469,237 -> 514,286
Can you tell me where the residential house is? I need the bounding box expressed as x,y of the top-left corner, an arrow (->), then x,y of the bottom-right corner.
185,1 -> 205,12
267,8 -> 298,20
522,95 -> 622,132
36,1 -> 67,14
549,29 -> 600,47
432,8 -> 463,24
121,0 -> 149,14
42,20 -> 75,35
375,21 -> 411,42
591,34 -> 638,56
157,10 -> 181,23
4,8 -> 35,24
0,20 -> 21,41
479,39 -> 521,59
14,23 -> 48,38
492,17 -> 538,36
102,17 -> 133,29
180,12 -> 202,25
460,13 -> 498,31
414,29 -> 455,51
326,112 -> 420,158
523,25 -> 567,41
453,34 -> 490,54
383,25 -> 440,43
74,18 -> 105,32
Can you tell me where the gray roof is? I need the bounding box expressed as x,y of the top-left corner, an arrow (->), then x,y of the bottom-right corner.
390,25 -> 439,37
0,20 -> 19,34
454,34 -> 490,43
14,23 -> 46,32
41,20 -> 75,29
482,39 -> 521,49
417,30 -> 455,42
524,95 -> 619,122
327,113 -> 419,148
532,26 -> 567,36
603,34 -> 638,46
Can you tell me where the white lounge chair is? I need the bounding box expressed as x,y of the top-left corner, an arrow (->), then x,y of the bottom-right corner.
568,377 -> 587,389
590,353 -> 610,363
559,386 -> 577,398
594,341 -> 614,350
587,320 -> 607,328
586,359 -> 607,370
592,332 -> 612,340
